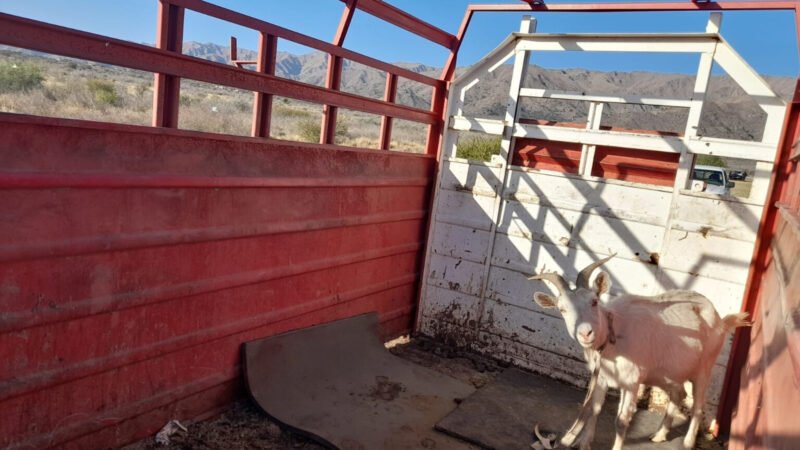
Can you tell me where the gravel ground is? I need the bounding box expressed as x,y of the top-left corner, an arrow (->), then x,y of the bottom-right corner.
124,336 -> 722,449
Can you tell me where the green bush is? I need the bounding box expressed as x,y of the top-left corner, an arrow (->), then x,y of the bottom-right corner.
695,154 -> 726,167
87,79 -> 120,106
456,136 -> 502,161
297,117 -> 348,143
0,62 -> 44,93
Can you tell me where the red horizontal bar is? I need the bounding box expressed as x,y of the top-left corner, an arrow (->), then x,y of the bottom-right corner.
0,172 -> 429,189
354,0 -> 458,49
469,1 -> 799,12
0,113 -> 436,160
166,0 -> 441,87
0,241 -> 421,334
0,210 -> 426,264
0,13 -> 437,125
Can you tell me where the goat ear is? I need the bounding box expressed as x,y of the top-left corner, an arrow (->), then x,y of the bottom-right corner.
594,271 -> 611,295
533,292 -> 558,309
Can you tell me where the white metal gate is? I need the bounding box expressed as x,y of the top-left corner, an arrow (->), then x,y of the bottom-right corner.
417,14 -> 786,417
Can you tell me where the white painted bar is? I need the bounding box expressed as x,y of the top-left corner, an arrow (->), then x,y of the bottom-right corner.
519,88 -> 692,108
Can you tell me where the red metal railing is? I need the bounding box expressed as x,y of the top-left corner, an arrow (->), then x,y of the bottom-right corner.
0,0 -> 452,155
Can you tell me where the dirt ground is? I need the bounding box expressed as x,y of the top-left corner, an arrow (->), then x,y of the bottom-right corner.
124,336 -> 722,450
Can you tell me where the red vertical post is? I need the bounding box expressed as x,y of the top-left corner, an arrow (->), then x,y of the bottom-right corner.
320,0 -> 357,145
252,32 -> 278,138
152,0 -> 184,128
425,81 -> 447,156
379,73 -> 398,150
230,36 -> 238,62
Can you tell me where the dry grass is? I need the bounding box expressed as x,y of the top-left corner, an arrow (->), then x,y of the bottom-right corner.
0,51 -> 428,153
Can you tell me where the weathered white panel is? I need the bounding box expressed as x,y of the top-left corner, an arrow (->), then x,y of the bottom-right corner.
482,299 -> 583,361
475,331 -> 591,386
440,160 -> 503,197
431,223 -> 491,264
660,230 -> 755,284
427,254 -> 485,297
491,235 -> 660,295
435,189 -> 497,231
500,201 -> 666,261
499,201 -> 580,246
655,268 -> 746,317
418,286 -> 482,336
506,170 -> 672,226
486,266 -> 560,318
672,194 -> 762,242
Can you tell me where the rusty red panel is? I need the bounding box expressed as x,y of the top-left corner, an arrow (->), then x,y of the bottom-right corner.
0,114 -> 434,449
591,146 -> 679,186
513,138 -> 582,173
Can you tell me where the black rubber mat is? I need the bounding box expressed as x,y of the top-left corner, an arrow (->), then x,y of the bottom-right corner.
243,313 -> 477,450
436,368 -> 690,450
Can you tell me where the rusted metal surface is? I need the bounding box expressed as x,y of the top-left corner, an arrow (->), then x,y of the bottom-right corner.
513,138 -> 583,174
591,147 -> 680,187
0,115 -> 434,449
725,80 -> 800,448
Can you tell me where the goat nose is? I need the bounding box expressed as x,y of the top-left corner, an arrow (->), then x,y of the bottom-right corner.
577,325 -> 594,341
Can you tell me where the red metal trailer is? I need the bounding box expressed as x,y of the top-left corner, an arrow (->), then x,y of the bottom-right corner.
0,1 -> 798,448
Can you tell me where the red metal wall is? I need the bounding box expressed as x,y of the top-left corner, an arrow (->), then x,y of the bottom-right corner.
727,82 -> 800,449
0,115 -> 434,449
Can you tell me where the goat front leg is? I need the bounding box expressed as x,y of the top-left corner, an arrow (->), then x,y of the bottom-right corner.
611,384 -> 639,450
560,373 -> 608,449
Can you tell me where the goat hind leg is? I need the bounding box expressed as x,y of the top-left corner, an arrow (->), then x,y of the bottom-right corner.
651,386 -> 683,443
683,377 -> 709,450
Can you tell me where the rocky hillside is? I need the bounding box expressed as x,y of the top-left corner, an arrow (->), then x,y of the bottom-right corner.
182,41 -> 793,141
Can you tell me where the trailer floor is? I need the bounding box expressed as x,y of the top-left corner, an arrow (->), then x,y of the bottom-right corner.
125,337 -> 722,450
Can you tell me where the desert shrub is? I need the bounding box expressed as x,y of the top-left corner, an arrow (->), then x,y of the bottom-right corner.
274,103 -> 312,118
456,135 -> 502,161
297,117 -> 348,143
0,62 -> 44,93
180,94 -> 194,106
695,154 -> 726,167
87,79 -> 120,106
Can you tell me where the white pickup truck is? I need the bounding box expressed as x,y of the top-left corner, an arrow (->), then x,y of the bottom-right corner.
691,164 -> 735,195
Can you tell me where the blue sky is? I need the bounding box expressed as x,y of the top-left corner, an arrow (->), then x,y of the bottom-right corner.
1,0 -> 797,76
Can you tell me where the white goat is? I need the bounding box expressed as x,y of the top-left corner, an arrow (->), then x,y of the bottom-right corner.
530,255 -> 750,450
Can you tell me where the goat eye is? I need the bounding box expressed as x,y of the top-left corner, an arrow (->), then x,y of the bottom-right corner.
591,299 -> 598,307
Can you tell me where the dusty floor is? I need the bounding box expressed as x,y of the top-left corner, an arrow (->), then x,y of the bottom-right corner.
124,336 -> 722,450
